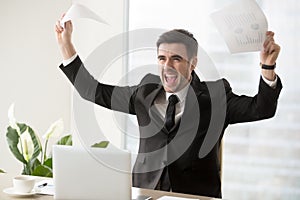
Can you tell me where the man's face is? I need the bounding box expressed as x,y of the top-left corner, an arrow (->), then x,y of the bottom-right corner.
158,43 -> 197,93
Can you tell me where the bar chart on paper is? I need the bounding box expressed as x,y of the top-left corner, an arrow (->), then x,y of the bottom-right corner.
211,0 -> 268,53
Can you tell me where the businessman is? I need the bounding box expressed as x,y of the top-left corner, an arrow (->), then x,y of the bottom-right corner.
55,19 -> 282,198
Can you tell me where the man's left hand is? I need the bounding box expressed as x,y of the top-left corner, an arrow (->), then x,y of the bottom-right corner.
260,31 -> 280,81
260,31 -> 281,65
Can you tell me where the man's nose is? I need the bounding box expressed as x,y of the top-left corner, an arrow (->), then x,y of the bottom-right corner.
164,59 -> 173,68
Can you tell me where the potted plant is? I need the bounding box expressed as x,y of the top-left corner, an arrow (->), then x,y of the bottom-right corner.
5,103 -> 71,177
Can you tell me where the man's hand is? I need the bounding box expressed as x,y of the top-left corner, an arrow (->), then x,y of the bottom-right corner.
260,31 -> 280,81
55,15 -> 76,60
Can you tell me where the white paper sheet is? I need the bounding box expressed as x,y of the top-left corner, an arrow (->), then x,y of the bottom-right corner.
34,179 -> 54,195
157,196 -> 199,200
60,3 -> 108,28
210,0 -> 268,53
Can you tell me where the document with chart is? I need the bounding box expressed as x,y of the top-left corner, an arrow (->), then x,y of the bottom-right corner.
210,0 -> 268,53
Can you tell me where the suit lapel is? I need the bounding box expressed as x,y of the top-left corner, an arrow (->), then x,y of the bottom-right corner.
145,85 -> 164,111
179,72 -> 210,136
184,71 -> 207,113
147,86 -> 166,129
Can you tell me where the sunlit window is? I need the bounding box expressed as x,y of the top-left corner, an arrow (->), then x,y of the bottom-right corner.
125,0 -> 300,199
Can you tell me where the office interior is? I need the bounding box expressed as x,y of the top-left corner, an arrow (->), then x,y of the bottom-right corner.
0,0 -> 299,199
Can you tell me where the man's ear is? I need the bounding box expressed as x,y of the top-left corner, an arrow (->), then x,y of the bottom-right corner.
191,57 -> 198,70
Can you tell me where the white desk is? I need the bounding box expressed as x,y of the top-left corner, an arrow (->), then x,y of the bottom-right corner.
0,173 -> 220,200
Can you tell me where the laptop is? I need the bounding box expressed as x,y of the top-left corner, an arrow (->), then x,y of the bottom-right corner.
53,145 -> 132,200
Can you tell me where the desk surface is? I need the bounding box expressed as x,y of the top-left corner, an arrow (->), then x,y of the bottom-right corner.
0,173 -> 220,200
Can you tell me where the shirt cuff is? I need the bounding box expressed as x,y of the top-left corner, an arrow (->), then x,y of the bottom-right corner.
62,53 -> 77,66
261,75 -> 278,89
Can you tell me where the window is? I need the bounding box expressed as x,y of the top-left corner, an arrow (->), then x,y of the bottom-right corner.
125,0 -> 300,199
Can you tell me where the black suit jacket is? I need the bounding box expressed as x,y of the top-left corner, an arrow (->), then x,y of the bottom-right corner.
60,56 -> 282,198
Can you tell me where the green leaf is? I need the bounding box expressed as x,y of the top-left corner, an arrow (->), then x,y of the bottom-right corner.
17,123 -> 27,133
21,159 -> 40,175
0,169 -> 6,173
32,165 -> 53,177
22,164 -> 31,175
56,135 -> 72,146
30,159 -> 41,173
6,124 -> 43,176
91,141 -> 109,148
43,158 -> 52,169
6,126 -> 27,164
25,125 -> 42,161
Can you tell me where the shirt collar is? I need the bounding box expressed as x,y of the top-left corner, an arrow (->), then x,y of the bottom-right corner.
165,83 -> 190,103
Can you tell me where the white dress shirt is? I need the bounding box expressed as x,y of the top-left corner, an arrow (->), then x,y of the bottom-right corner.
154,84 -> 190,124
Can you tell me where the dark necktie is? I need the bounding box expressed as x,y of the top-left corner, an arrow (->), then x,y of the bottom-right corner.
156,94 -> 179,191
164,94 -> 179,131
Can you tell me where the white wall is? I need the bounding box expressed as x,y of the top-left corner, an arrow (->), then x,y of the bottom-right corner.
0,0 -> 128,174
0,0 -> 72,174
69,0 -> 128,149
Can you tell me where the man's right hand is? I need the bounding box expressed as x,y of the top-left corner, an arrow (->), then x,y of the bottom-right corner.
55,16 -> 76,60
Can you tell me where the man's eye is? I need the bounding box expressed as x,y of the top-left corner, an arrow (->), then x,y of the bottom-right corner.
158,57 -> 165,61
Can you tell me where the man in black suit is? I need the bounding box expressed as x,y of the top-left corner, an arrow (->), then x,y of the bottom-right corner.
55,20 -> 282,198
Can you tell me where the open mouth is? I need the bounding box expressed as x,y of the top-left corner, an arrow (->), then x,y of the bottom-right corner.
165,74 -> 178,84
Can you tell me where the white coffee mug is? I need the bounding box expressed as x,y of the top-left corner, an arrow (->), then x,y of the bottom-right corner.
13,176 -> 35,193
